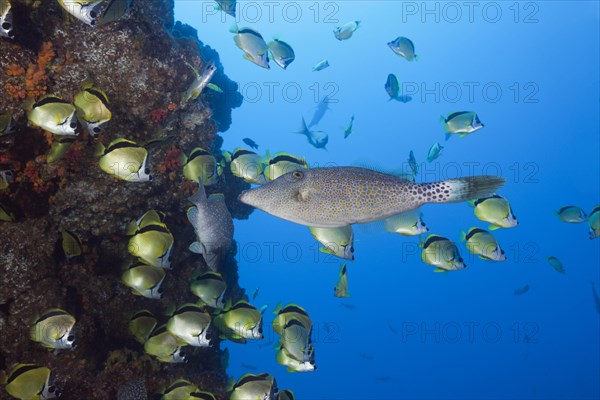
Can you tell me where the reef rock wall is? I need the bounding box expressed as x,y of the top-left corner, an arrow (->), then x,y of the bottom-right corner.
1,0 -> 248,398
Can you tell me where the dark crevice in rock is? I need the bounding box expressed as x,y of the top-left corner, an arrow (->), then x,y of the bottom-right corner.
0,298 -> 14,317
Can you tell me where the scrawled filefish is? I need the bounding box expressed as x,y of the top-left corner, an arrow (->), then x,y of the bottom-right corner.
239,167 -> 505,228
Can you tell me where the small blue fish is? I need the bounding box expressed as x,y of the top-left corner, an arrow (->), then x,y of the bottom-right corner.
312,59 -> 329,72
426,142 -> 444,162
243,137 -> 259,150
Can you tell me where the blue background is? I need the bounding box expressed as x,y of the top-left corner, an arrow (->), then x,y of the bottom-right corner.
175,1 -> 600,398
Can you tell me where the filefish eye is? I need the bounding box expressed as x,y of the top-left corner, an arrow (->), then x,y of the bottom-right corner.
292,170 -> 304,180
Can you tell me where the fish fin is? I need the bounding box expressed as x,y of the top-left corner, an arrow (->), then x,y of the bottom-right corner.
242,53 -> 254,62
229,23 -> 239,33
445,133 -> 452,141
186,206 -> 198,223
414,54 -> 419,61
460,230 -> 467,242
126,220 -> 138,236
319,247 -> 334,255
467,199 -> 476,207
419,236 -> 425,249
262,149 -> 271,164
207,83 -> 223,93
273,302 -> 282,315
439,115 -> 446,124
259,304 -> 268,315
433,268 -> 447,273
185,62 -> 200,78
189,242 -> 204,254
222,150 -> 232,163
163,304 -> 176,316
426,176 -> 505,204
296,188 -> 309,202
179,151 -> 188,166
458,134 -> 468,138
94,142 -> 106,157
488,224 -> 500,231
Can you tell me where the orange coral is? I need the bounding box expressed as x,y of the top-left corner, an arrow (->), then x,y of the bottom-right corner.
21,160 -> 52,193
167,103 -> 177,111
6,64 -> 25,77
37,41 -> 55,68
24,41 -> 55,98
25,65 -> 48,98
4,83 -> 26,100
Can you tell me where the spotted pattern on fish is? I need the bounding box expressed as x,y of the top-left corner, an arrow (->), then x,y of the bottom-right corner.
240,167 -> 505,227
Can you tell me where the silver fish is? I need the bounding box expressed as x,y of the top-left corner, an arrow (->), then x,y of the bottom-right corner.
187,185 -> 234,270
308,95 -> 330,128
239,167 -> 505,228
294,117 -> 328,150
181,61 -> 218,106
231,24 -> 269,69
312,59 -> 329,72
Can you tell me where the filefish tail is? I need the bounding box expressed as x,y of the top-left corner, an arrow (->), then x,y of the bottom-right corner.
419,176 -> 506,205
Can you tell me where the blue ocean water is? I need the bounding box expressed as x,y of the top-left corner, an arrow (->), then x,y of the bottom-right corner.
175,1 -> 600,399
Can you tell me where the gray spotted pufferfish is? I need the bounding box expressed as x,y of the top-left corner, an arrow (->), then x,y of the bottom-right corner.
239,167 -> 506,228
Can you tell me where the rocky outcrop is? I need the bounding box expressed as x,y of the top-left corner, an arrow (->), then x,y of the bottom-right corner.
0,1 -> 248,398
